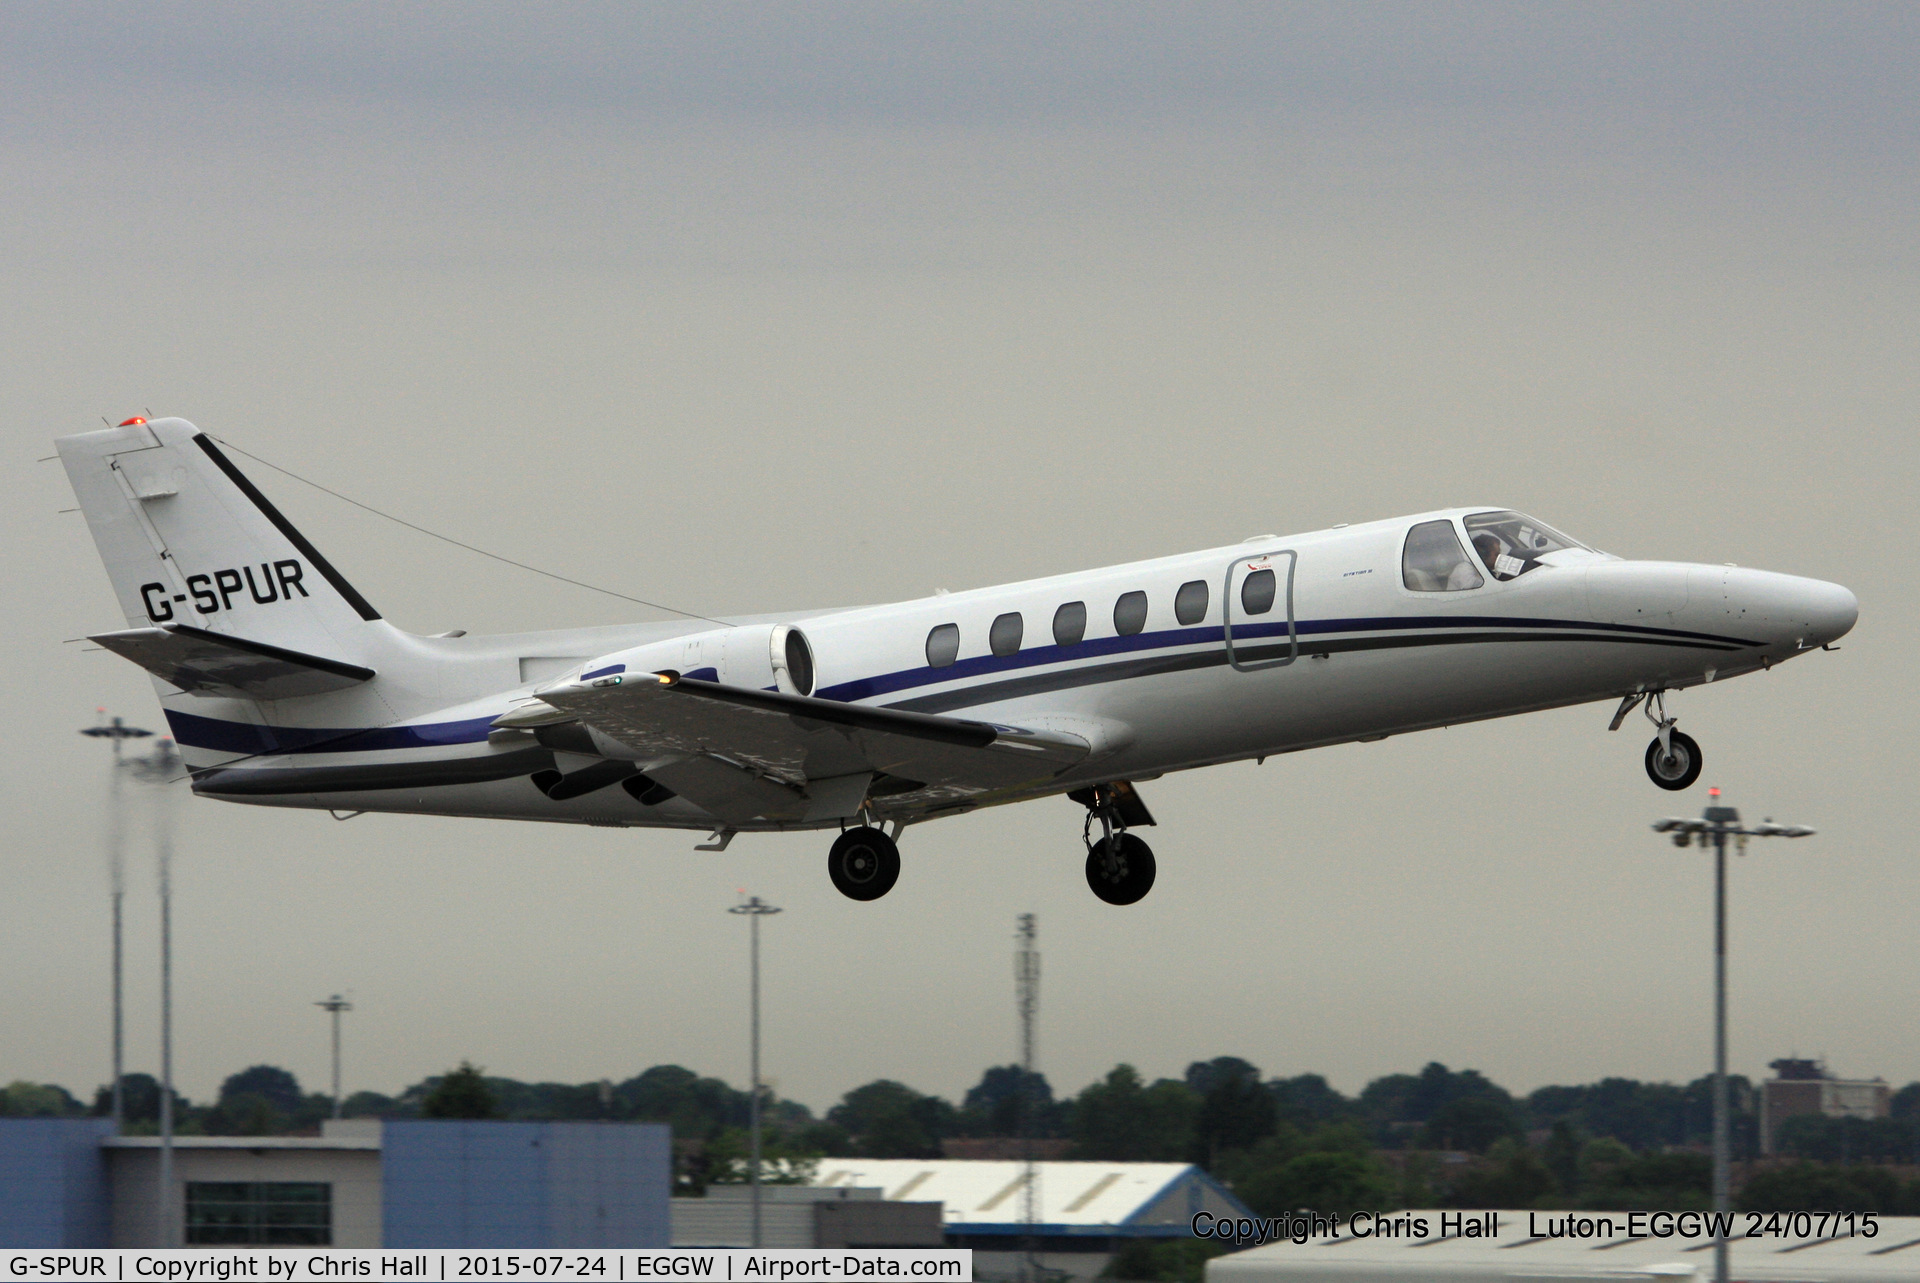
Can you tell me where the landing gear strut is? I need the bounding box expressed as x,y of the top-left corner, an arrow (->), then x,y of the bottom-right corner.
1613,691 -> 1703,791
827,825 -> 900,901
1074,783 -> 1157,905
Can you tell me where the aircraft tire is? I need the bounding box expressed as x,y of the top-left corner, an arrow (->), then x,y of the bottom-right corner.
828,826 -> 900,901
1645,731 -> 1703,791
1086,832 -> 1156,905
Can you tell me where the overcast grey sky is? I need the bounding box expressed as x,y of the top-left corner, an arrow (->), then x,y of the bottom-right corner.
4,3 -> 1916,1115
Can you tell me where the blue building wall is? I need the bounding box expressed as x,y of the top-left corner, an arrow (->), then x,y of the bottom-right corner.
382,1121 -> 669,1248
0,1119 -> 115,1247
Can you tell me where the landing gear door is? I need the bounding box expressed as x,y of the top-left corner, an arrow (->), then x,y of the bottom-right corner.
1223,550 -> 1297,672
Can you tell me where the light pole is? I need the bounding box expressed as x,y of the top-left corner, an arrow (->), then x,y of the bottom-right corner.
80,712 -> 151,1132
1652,787 -> 1814,1283
1015,915 -> 1041,1283
127,739 -> 181,1247
728,895 -> 781,1248
316,996 -> 353,1119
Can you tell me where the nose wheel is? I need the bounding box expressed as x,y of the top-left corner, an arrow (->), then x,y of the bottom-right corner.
1646,730 -> 1703,791
827,825 -> 900,901
1613,691 -> 1704,791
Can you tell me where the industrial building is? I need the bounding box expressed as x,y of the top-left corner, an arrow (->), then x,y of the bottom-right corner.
1761,1058 -> 1894,1154
1206,1211 -> 1920,1283
0,1117 -> 669,1248
671,1184 -> 943,1248
808,1159 -> 1253,1279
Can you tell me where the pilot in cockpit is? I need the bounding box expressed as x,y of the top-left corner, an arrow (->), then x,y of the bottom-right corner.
1470,532 -> 1504,576
1463,510 -> 1588,581
1405,512 -> 1591,592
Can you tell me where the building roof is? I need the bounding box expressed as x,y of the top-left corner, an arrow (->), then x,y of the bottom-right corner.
100,1134 -> 381,1150
810,1159 -> 1249,1237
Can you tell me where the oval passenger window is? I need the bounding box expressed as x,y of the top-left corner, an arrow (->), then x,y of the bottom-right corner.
989,612 -> 1023,657
1241,568 -> 1277,616
1053,601 -> 1087,647
926,623 -> 961,668
1113,591 -> 1148,636
1175,580 -> 1209,625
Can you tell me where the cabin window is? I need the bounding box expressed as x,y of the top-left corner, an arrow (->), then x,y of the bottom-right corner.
1053,601 -> 1087,646
926,623 -> 961,668
989,612 -> 1023,656
1402,520 -> 1484,592
1174,580 -> 1209,625
1464,510 -> 1587,581
1241,568 -> 1277,615
1114,590 -> 1149,636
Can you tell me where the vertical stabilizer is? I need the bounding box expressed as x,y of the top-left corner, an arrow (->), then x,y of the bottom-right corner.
58,419 -> 384,670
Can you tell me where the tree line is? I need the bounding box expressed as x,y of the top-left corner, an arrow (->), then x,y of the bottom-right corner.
6,1058 -> 1917,1215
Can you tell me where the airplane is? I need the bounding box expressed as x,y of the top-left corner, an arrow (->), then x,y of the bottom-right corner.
58,417 -> 1858,905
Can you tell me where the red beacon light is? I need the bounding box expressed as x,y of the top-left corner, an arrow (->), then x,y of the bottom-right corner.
117,416 -> 147,427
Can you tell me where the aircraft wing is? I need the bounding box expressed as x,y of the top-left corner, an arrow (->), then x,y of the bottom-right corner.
89,623 -> 376,701
517,673 -> 1090,825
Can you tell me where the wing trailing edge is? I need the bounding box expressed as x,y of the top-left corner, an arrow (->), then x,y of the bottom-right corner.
517,670 -> 1092,823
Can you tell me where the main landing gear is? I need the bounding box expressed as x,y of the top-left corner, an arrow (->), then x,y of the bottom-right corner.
1611,690 -> 1703,791
823,781 -> 1163,906
827,824 -> 900,901
1073,782 -> 1158,905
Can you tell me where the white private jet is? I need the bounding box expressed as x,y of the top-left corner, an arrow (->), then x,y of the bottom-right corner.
59,418 -> 1857,905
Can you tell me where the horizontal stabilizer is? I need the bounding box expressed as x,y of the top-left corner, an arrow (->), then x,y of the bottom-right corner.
89,624 -> 375,702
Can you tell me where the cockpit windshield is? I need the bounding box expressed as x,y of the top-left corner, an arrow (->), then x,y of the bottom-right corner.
1463,511 -> 1589,581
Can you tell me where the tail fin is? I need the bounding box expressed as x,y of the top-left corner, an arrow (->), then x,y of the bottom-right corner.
58,418 -> 387,681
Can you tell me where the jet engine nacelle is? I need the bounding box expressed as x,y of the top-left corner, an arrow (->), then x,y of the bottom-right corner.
568,622 -> 816,696
713,622 -> 815,695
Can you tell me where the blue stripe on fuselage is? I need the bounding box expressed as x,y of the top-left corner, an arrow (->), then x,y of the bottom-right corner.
163,614 -> 1756,757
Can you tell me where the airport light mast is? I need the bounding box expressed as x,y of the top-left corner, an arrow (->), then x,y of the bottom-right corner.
729,894 -> 781,1248
1015,915 -> 1041,1283
80,712 -> 151,1131
316,995 -> 353,1119
1652,788 -> 1814,1283
125,738 -> 182,1246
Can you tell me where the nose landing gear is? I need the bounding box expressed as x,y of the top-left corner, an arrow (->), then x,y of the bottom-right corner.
1645,731 -> 1703,791
1074,783 -> 1157,905
1611,691 -> 1704,791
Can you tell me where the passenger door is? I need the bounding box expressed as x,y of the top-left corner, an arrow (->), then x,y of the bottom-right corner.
1223,550 -> 1297,671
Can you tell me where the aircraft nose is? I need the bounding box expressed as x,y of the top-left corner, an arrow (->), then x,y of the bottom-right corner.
1685,565 -> 1858,652
1801,578 -> 1859,646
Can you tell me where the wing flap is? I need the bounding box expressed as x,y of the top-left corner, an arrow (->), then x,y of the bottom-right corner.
645,756 -> 809,826
529,672 -> 1089,820
89,623 -> 375,701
